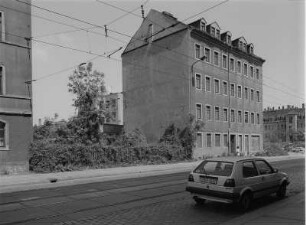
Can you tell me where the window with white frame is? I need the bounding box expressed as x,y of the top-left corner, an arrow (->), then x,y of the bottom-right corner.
256,113 -> 260,124
196,133 -> 203,148
244,87 -> 248,100
216,29 -> 220,39
214,79 -> 220,94
215,106 -> 220,121
0,120 -> 7,148
230,83 -> 235,97
0,65 -> 4,95
238,110 -> 242,123
237,85 -> 242,98
206,105 -> 212,120
223,108 -> 228,122
196,104 -> 202,120
213,51 -> 219,66
195,74 -> 201,89
256,68 -> 260,79
250,66 -> 254,78
195,44 -> 201,59
245,111 -> 249,123
204,48 -> 211,63
211,27 -> 215,37
237,60 -> 242,73
251,89 -> 254,101
0,11 -> 4,41
230,58 -> 235,71
223,81 -> 228,95
251,112 -> 255,124
230,109 -> 235,122
215,134 -> 221,147
205,76 -> 211,92
256,91 -> 260,102
206,133 -> 212,147
200,22 -> 206,31
243,63 -> 248,76
222,54 -> 227,69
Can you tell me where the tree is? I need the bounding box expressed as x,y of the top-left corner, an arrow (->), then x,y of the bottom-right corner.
68,62 -> 108,143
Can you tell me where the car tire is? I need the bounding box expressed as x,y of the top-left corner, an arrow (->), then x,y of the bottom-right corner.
277,183 -> 287,199
239,192 -> 252,212
193,196 -> 206,205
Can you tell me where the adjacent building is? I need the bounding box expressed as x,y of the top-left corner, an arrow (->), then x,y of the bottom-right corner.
263,105 -> 305,143
0,0 -> 32,173
122,9 -> 265,158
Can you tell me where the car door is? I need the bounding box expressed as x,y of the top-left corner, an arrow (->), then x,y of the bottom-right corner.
241,160 -> 263,198
254,160 -> 280,195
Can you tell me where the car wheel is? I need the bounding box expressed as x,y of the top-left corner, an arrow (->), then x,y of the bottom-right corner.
239,192 -> 252,212
277,183 -> 287,199
193,196 -> 206,205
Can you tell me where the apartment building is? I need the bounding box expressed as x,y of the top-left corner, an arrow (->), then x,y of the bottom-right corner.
263,105 -> 305,143
0,0 -> 32,173
122,9 -> 265,158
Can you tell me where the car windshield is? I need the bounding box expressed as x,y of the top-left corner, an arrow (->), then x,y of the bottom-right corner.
194,161 -> 234,177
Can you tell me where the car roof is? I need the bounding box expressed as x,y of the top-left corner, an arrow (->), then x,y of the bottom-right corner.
204,157 -> 266,163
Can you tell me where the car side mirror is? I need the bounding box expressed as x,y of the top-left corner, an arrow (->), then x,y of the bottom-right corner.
274,168 -> 279,173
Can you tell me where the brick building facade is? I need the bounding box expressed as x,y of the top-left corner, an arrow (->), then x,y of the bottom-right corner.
263,105 -> 305,143
0,0 -> 32,173
122,10 -> 265,158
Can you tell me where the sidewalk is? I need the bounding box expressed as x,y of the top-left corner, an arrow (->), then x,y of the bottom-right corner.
221,191 -> 305,225
0,153 -> 304,194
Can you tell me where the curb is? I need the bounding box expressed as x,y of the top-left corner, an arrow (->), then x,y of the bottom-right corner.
220,192 -> 305,225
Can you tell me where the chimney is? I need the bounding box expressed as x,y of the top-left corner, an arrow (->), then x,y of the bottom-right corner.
287,105 -> 290,109
302,103 -> 305,109
282,106 -> 284,110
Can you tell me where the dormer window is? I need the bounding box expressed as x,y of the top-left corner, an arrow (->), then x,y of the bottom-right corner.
211,27 -> 215,37
239,41 -> 242,49
243,43 -> 247,51
216,29 -> 220,39
250,46 -> 254,54
200,22 -> 206,32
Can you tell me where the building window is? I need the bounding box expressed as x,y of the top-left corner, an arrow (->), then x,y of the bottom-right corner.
214,79 -> 220,94
230,83 -> 235,97
243,63 -> 248,76
205,76 -> 211,92
204,48 -> 211,63
230,58 -> 235,71
211,27 -> 215,37
196,104 -> 202,120
245,111 -> 249,123
195,74 -> 201,89
256,68 -> 260,79
0,65 -> 4,95
206,105 -> 211,120
250,66 -> 254,78
237,60 -> 242,73
222,54 -> 227,69
215,106 -> 220,121
213,51 -> 219,66
251,89 -> 254,101
230,109 -> 235,122
215,134 -> 221,147
237,85 -> 242,98
238,110 -> 242,123
223,108 -> 228,122
227,35 -> 231,44
256,91 -> 260,102
200,22 -> 206,31
224,134 -> 228,147
206,133 -> 212,147
216,29 -> 220,39
195,44 -> 201,59
196,133 -> 203,148
223,81 -> 228,95
0,121 -> 7,148
0,11 -> 4,41
256,113 -> 260,124
251,112 -> 255,124
244,87 -> 248,99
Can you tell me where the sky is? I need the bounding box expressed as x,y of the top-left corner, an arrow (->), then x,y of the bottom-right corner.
31,0 -> 305,124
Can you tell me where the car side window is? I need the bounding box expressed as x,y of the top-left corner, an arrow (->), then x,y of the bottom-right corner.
242,161 -> 258,178
255,160 -> 273,175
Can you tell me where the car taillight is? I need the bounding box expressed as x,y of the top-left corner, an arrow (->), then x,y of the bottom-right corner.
188,174 -> 194,182
224,179 -> 235,187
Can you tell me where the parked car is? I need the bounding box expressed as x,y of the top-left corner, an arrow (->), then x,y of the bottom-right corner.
186,157 -> 289,211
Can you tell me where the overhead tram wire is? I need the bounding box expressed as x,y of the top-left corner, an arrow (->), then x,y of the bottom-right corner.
263,76 -> 304,97
263,83 -> 305,101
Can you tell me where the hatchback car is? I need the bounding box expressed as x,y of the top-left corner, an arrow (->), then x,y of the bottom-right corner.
186,157 -> 289,211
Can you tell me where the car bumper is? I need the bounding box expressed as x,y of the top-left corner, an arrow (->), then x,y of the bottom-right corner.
186,186 -> 240,203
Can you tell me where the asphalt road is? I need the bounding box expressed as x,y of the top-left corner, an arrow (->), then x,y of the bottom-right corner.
0,158 -> 304,225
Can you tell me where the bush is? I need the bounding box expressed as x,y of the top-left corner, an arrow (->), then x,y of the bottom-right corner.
29,141 -> 187,173
257,143 -> 289,157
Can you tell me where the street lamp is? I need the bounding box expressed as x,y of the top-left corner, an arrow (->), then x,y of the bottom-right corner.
189,56 -> 206,114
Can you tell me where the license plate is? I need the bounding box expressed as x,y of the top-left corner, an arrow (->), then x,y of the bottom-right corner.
200,177 -> 217,184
